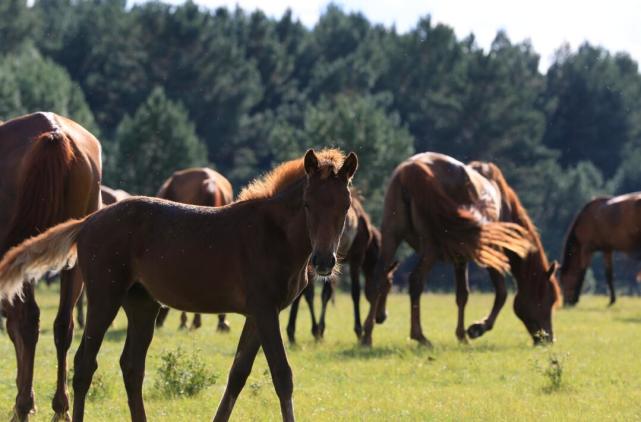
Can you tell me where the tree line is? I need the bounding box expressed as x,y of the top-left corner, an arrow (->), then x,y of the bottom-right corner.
2,0 -> 641,292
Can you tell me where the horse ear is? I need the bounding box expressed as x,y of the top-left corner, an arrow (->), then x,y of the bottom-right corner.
546,260 -> 559,279
338,152 -> 358,181
304,149 -> 320,175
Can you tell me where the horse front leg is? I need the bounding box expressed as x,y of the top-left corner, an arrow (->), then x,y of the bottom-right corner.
4,284 -> 39,422
604,250 -> 616,306
255,309 -> 295,422
454,263 -> 470,343
52,267 -> 84,421
467,269 -> 506,340
409,254 -> 434,347
213,318 -> 261,422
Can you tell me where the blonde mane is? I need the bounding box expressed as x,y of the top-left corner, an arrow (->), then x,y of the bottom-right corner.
238,149 -> 346,201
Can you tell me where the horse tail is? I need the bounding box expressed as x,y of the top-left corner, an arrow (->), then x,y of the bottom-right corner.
0,218 -> 86,303
2,130 -> 76,253
401,161 -> 532,274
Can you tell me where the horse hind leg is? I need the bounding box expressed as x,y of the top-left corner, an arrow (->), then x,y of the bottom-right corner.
408,253 -> 434,347
303,282 -> 320,340
318,280 -> 333,338
51,267 -> 84,421
120,284 -> 160,422
286,291 -> 303,344
217,314 -> 231,332
155,307 -> 170,328
191,313 -> 202,330
75,291 -> 85,328
4,284 -> 40,422
72,274 -> 128,422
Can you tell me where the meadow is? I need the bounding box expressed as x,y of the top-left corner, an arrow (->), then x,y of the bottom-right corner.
2,285 -> 641,421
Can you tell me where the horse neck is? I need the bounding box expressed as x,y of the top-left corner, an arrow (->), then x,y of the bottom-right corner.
264,179 -> 312,267
504,203 -> 551,299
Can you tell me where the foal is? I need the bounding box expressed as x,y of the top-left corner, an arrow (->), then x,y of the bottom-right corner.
0,149 -> 357,422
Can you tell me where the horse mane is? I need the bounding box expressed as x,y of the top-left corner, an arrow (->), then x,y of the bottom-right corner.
560,196 -> 611,273
469,160 -> 562,306
238,149 -> 346,201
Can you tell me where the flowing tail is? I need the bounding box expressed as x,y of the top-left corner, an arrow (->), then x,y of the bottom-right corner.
401,161 -> 532,274
0,218 -> 86,303
1,130 -> 76,255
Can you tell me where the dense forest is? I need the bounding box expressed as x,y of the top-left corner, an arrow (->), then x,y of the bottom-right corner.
2,0 -> 641,292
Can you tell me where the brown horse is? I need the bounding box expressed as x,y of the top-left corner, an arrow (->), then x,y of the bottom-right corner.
560,193 -> 641,306
154,167 -> 233,331
286,193 -> 395,342
362,153 -> 561,347
0,149 -> 357,422
101,185 -> 130,206
0,112 -> 101,421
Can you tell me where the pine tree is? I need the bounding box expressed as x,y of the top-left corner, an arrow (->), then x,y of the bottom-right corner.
110,87 -> 207,195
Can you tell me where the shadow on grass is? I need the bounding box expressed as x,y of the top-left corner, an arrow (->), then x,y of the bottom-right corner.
615,316 -> 641,324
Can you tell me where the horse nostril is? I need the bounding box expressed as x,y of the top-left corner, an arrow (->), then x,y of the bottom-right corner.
329,254 -> 336,268
311,254 -> 318,267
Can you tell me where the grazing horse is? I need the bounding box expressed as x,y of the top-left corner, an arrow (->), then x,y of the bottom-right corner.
154,167 -> 233,331
361,153 -> 561,347
560,193 -> 641,306
286,193 -> 395,342
0,149 -> 357,422
0,112 -> 101,421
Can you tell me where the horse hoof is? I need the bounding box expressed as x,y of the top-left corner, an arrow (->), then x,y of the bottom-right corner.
375,312 -> 387,324
217,321 -> 231,333
466,323 -> 486,339
360,336 -> 372,347
354,327 -> 363,340
51,411 -> 71,422
10,406 -> 34,422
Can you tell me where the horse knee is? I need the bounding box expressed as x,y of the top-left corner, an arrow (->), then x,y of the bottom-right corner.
273,367 -> 293,400
409,279 -> 423,300
456,289 -> 469,307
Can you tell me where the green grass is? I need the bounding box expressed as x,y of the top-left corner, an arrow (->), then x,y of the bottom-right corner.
2,285 -> 641,421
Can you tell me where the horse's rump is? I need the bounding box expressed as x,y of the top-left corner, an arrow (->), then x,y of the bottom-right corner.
398,160 -> 530,273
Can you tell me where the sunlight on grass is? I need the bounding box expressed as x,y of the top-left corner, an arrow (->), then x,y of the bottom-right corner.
2,285 -> 641,420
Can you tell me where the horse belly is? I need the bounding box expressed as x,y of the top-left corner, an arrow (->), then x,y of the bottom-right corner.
135,251 -> 247,315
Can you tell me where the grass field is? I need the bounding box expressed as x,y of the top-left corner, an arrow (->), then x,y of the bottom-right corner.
2,285 -> 641,421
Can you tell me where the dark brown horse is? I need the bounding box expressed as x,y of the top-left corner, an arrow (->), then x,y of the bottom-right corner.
560,193 -> 641,306
0,112 -> 101,421
0,149 -> 357,422
286,193 -> 395,342
154,167 -> 233,331
362,153 -> 561,347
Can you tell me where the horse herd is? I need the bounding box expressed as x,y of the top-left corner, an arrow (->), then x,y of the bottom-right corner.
0,112 -> 638,421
